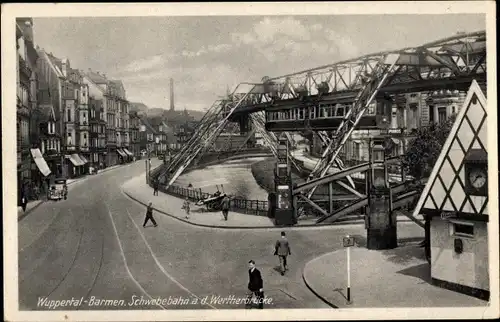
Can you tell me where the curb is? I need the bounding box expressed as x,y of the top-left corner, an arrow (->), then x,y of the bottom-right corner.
17,162 -> 139,222
122,187 -> 420,230
301,249 -> 355,309
302,243 -> 426,309
302,270 -> 339,309
17,201 -> 44,222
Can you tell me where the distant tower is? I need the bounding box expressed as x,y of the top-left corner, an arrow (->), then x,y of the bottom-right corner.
169,78 -> 174,111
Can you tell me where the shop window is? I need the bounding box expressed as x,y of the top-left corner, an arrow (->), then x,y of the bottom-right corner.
450,220 -> 474,238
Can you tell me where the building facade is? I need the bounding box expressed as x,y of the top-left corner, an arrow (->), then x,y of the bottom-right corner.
129,111 -> 141,159
312,91 -> 467,164
84,70 -> 116,167
139,117 -> 158,158
89,97 -> 107,167
108,80 -> 133,163
36,90 -> 61,178
16,18 -> 39,200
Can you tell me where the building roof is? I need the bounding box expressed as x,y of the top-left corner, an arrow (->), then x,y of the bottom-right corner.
38,104 -> 56,123
139,116 -> 158,134
160,121 -> 175,135
86,70 -> 109,84
39,50 -> 64,78
410,80 -> 488,219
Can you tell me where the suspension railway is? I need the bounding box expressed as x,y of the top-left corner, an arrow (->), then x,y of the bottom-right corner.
152,30 -> 486,229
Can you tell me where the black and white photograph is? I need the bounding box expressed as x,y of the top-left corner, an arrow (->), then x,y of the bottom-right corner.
2,2 -> 498,321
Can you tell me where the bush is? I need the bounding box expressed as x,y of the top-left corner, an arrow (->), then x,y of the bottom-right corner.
251,158 -> 276,192
402,115 -> 456,180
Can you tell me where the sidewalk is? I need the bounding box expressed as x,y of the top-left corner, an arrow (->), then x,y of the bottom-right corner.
122,174 -> 276,228
302,245 -> 488,308
17,161 -> 136,221
122,174 -> 423,229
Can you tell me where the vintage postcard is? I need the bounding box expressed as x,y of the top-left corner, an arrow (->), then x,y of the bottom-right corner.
2,2 -> 498,321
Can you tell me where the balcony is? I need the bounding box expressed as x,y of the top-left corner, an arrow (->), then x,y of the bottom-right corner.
44,149 -> 61,159
80,144 -> 90,152
66,143 -> 76,151
18,55 -> 32,77
79,121 -> 89,131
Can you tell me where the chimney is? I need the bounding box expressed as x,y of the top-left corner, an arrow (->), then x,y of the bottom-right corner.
169,78 -> 174,111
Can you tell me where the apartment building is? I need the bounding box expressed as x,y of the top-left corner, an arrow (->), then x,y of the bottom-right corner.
129,111 -> 141,159
37,50 -> 90,178
341,91 -> 466,163
89,97 -> 107,167
139,117 -> 158,157
108,80 -> 133,163
16,18 -> 41,199
36,89 -> 61,176
83,70 -> 116,166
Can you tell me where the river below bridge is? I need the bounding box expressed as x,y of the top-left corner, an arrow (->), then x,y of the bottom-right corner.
175,157 -> 269,201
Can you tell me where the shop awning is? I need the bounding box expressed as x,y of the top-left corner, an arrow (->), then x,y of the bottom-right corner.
66,154 -> 81,166
73,154 -> 86,166
79,154 -> 89,164
117,149 -> 127,157
30,149 -> 51,177
123,148 -> 134,156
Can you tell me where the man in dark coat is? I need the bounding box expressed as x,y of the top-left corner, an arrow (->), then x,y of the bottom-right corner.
274,231 -> 292,275
153,180 -> 159,196
246,260 -> 264,309
221,194 -> 230,221
143,202 -> 158,227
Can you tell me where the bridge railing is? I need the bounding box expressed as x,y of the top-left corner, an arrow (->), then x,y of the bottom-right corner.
147,148 -> 272,216
156,183 -> 269,216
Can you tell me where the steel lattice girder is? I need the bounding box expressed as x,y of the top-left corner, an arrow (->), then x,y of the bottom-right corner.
163,83 -> 296,188
230,30 -> 486,116
304,54 -> 401,199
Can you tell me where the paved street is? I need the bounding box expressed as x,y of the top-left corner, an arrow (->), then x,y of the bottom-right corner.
19,159 -> 424,310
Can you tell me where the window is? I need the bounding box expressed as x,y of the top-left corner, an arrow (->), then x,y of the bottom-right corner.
451,106 -> 456,115
67,109 -> 71,122
428,105 -> 435,124
438,107 -> 447,124
353,142 -> 361,160
335,105 -> 345,117
450,220 -> 474,238
48,122 -> 55,134
373,146 -> 384,161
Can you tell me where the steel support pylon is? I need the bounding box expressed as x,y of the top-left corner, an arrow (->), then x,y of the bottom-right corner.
306,54 -> 400,199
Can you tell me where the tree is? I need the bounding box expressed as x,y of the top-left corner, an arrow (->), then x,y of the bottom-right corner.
402,114 -> 457,181
402,114 -> 457,263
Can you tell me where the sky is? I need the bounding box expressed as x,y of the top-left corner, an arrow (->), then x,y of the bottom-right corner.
33,14 -> 485,111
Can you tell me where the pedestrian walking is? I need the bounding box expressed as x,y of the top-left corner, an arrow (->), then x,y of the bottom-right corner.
182,197 -> 191,220
63,183 -> 68,200
274,231 -> 291,275
20,193 -> 28,213
143,202 -> 158,227
221,194 -> 230,221
246,260 -> 264,309
153,180 -> 159,196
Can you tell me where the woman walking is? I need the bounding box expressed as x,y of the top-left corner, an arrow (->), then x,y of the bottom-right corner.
182,197 -> 191,220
